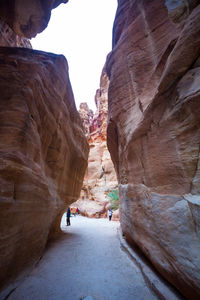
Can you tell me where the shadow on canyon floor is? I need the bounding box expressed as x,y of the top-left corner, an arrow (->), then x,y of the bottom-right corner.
122,234 -> 185,300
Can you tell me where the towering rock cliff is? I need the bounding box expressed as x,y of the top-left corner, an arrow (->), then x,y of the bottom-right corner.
107,0 -> 200,298
0,0 -> 88,293
75,68 -> 118,218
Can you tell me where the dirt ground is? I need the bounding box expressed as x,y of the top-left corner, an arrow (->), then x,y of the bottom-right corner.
8,216 -> 158,300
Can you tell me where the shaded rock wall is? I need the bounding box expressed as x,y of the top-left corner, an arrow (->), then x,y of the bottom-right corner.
107,0 -> 200,298
75,69 -> 118,218
0,18 -> 32,48
0,47 -> 88,291
0,0 -> 89,292
0,0 -> 68,38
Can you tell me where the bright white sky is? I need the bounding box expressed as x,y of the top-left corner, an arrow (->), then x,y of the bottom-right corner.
31,0 -> 117,111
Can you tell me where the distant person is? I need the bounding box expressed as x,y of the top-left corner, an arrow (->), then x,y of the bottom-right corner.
66,207 -> 71,226
108,209 -> 112,221
76,207 -> 79,216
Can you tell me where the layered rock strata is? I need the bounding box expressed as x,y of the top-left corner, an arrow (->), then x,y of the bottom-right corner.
0,0 -> 88,292
75,69 -> 118,218
0,47 -> 88,291
107,0 -> 200,298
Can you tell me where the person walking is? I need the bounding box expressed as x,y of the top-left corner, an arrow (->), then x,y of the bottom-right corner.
108,209 -> 112,221
66,207 -> 71,226
76,207 -> 79,216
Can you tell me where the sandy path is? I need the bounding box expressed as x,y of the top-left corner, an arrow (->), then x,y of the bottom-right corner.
9,216 -> 157,300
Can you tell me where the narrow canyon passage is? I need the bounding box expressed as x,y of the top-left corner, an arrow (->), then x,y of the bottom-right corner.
0,1 -> 199,299
7,217 -> 160,300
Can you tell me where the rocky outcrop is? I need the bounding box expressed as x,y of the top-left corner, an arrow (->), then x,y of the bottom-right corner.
79,102 -> 93,137
0,18 -> 32,48
107,0 -> 200,298
75,69 -> 118,218
0,0 -> 68,38
0,47 -> 88,291
89,68 -> 109,142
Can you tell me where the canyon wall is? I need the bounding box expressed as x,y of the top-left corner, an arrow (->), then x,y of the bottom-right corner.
0,0 -> 68,38
107,0 -> 200,298
0,46 -> 88,293
75,69 -> 118,218
0,0 -> 88,293
0,18 -> 32,48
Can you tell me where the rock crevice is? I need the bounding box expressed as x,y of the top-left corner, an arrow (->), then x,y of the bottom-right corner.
75,67 -> 118,219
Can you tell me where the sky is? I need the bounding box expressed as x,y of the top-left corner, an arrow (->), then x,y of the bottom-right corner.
31,0 -> 117,111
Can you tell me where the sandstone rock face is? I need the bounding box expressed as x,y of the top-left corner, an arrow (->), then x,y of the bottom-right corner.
107,0 -> 200,298
0,47 -> 88,291
0,18 -> 32,48
165,0 -> 199,23
79,102 -> 93,137
90,68 -> 109,142
0,0 -> 68,38
75,69 -> 118,218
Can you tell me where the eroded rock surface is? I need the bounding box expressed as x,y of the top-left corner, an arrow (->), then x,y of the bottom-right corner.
0,18 -> 31,48
79,102 -> 94,137
0,0 -> 68,38
107,0 -> 200,298
0,47 -> 88,291
165,0 -> 199,23
75,69 -> 118,218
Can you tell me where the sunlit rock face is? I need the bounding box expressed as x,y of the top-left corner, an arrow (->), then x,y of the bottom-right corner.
0,0 -> 68,38
75,68 -> 118,218
0,47 -> 89,291
107,0 -> 200,298
79,102 -> 94,137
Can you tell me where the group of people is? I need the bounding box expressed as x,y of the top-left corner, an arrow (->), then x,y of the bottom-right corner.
66,207 -> 113,226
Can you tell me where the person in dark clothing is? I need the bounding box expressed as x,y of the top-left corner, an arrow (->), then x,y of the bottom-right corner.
66,207 -> 71,226
108,208 -> 112,221
76,207 -> 79,216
